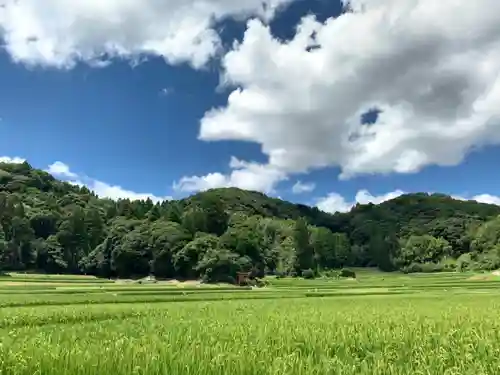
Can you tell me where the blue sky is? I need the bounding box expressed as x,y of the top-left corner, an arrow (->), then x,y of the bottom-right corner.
0,0 -> 499,212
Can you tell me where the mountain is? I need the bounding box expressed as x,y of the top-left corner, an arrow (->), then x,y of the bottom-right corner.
1,160 -> 500,281
180,187 -> 336,226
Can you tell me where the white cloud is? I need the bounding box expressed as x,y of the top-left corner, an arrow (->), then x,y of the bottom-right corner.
87,179 -> 171,203
470,194 -> 500,206
316,192 -> 354,214
292,180 -> 316,194
200,0 -> 500,181
316,189 -> 406,214
47,161 -> 78,178
47,161 -> 170,202
0,0 -> 293,69
355,189 -> 406,206
173,156 -> 286,193
454,193 -> 500,206
0,156 -> 26,164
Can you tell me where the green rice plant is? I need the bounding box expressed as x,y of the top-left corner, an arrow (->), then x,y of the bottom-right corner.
1,272 -> 500,374
1,295 -> 500,374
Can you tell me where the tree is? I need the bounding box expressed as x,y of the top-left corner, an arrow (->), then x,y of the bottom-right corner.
195,248 -> 251,284
294,217 -> 314,273
146,204 -> 162,221
332,233 -> 352,268
148,220 -> 192,278
174,233 -> 218,278
181,208 -> 208,235
34,236 -> 67,273
395,235 -> 451,268
29,211 -> 59,239
199,197 -> 229,236
85,208 -> 105,251
112,226 -> 151,278
310,227 -> 336,270
56,206 -> 88,272
2,159 -> 500,280
470,216 -> 500,254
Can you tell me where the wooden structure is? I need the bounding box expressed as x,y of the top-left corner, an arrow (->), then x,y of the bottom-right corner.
236,272 -> 251,285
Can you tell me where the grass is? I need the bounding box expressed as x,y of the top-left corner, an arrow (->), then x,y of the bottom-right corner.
1,270 -> 500,374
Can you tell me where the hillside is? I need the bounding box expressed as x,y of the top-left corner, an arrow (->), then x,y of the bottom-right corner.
1,160 -> 500,280
180,187 -> 337,226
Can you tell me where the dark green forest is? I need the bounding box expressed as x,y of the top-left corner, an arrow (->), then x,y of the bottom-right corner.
2,160 -> 500,282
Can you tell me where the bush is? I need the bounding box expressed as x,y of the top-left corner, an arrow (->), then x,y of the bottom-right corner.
302,269 -> 315,279
400,262 -> 456,274
465,251 -> 500,272
439,257 -> 457,272
457,253 -> 472,272
255,278 -> 269,288
240,279 -> 257,287
289,270 -> 298,278
201,274 -> 236,285
319,269 -> 340,279
339,268 -> 356,278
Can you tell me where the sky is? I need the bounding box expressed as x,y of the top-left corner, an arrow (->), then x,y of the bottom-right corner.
0,0 -> 500,213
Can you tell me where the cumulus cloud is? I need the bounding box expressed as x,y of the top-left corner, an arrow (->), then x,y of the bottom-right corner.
46,161 -> 170,202
318,190 -> 500,214
355,189 -> 406,206
0,156 -> 26,164
0,0 -> 293,69
47,161 -> 78,178
87,179 -> 171,203
454,193 -> 500,206
173,156 -> 286,193
316,192 -> 354,214
292,181 -> 316,194
200,0 -> 500,181
316,189 -> 406,213
470,194 -> 500,206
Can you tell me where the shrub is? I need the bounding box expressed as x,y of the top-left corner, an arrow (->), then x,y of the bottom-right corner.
457,253 -> 472,272
240,279 -> 257,287
320,269 -> 340,279
466,251 -> 500,272
339,268 -> 356,278
275,271 -> 286,279
401,262 -> 457,274
439,257 -> 457,272
255,278 -> 269,288
302,269 -> 315,279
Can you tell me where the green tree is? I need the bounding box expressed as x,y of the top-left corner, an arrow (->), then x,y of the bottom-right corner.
310,227 -> 337,270
146,204 -> 162,221
148,220 -> 192,278
174,233 -> 218,278
181,208 -> 208,235
294,217 -> 313,274
85,208 -> 105,251
396,235 -> 452,268
56,206 -> 88,272
195,248 -> 251,284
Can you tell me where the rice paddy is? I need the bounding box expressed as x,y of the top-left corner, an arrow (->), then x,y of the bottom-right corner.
1,270 -> 500,374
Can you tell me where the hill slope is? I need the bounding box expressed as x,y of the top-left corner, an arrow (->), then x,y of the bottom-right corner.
1,160 -> 500,280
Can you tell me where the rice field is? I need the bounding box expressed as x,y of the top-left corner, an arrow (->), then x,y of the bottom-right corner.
1,270 -> 500,374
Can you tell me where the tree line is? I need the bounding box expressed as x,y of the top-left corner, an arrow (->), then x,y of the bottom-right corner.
1,161 -> 500,282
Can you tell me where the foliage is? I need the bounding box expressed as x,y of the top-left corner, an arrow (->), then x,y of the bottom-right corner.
302,268 -> 315,279
1,161 -> 500,280
339,268 -> 356,278
395,235 -> 452,268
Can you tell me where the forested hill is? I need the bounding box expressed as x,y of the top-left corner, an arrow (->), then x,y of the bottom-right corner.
1,161 -> 500,281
